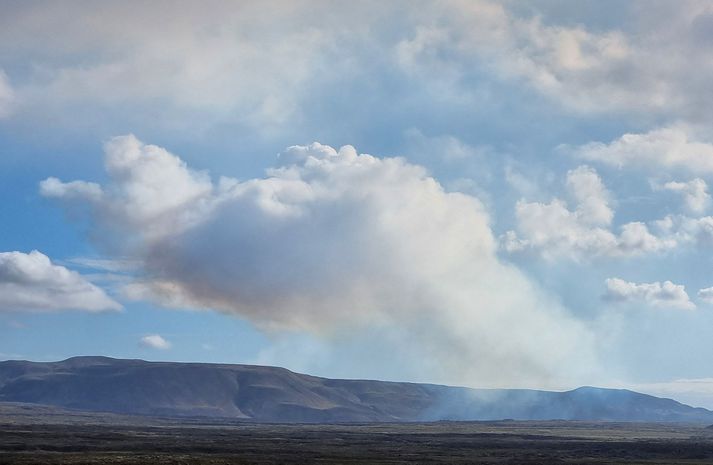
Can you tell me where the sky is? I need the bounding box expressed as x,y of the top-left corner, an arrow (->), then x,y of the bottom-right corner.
3,0 -> 713,408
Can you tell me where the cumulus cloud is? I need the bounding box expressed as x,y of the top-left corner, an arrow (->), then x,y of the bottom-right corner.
652,214 -> 713,248
0,250 -> 121,312
565,165 -> 614,226
603,278 -> 695,310
571,126 -> 713,175
503,166 -> 673,259
42,135 -> 598,386
656,178 -> 710,214
42,135 -> 213,241
139,334 -> 171,350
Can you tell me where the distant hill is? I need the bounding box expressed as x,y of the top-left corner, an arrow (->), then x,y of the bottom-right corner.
1,357 -> 711,423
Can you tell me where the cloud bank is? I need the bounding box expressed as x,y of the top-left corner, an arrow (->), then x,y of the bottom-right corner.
3,1 -> 713,132
42,135 -> 598,386
0,250 -> 121,312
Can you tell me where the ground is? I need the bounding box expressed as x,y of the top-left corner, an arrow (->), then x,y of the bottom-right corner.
2,405 -> 713,464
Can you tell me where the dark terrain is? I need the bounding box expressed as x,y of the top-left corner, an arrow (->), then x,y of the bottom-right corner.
1,356 -> 712,423
4,358 -> 713,464
2,403 -> 713,464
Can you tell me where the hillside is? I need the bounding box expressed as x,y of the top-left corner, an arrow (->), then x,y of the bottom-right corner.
1,357 -> 711,423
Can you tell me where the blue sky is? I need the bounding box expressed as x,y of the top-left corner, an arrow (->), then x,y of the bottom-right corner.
3,0 -> 713,408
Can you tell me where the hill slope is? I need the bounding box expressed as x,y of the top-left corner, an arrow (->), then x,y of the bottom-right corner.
1,357 -> 711,423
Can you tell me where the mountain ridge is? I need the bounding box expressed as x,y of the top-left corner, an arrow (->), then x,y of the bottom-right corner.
1,356 -> 711,423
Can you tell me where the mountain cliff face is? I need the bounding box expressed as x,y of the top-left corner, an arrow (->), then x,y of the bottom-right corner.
1,357 -> 711,423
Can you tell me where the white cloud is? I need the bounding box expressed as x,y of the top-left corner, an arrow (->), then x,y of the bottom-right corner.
392,1 -> 713,120
603,278 -> 695,310
503,166 -> 673,259
41,134 -> 213,240
394,1 -> 634,114
565,165 -> 614,226
504,198 -> 617,258
656,178 -> 710,214
653,214 -> 713,248
40,177 -> 103,202
697,286 -> 713,304
139,334 -> 171,350
571,126 -> 713,176
4,1 -> 713,129
0,3 -> 336,129
42,135 -> 598,386
0,250 -> 122,312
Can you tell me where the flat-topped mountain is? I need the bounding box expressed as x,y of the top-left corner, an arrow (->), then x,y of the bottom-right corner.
1,357 -> 711,423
